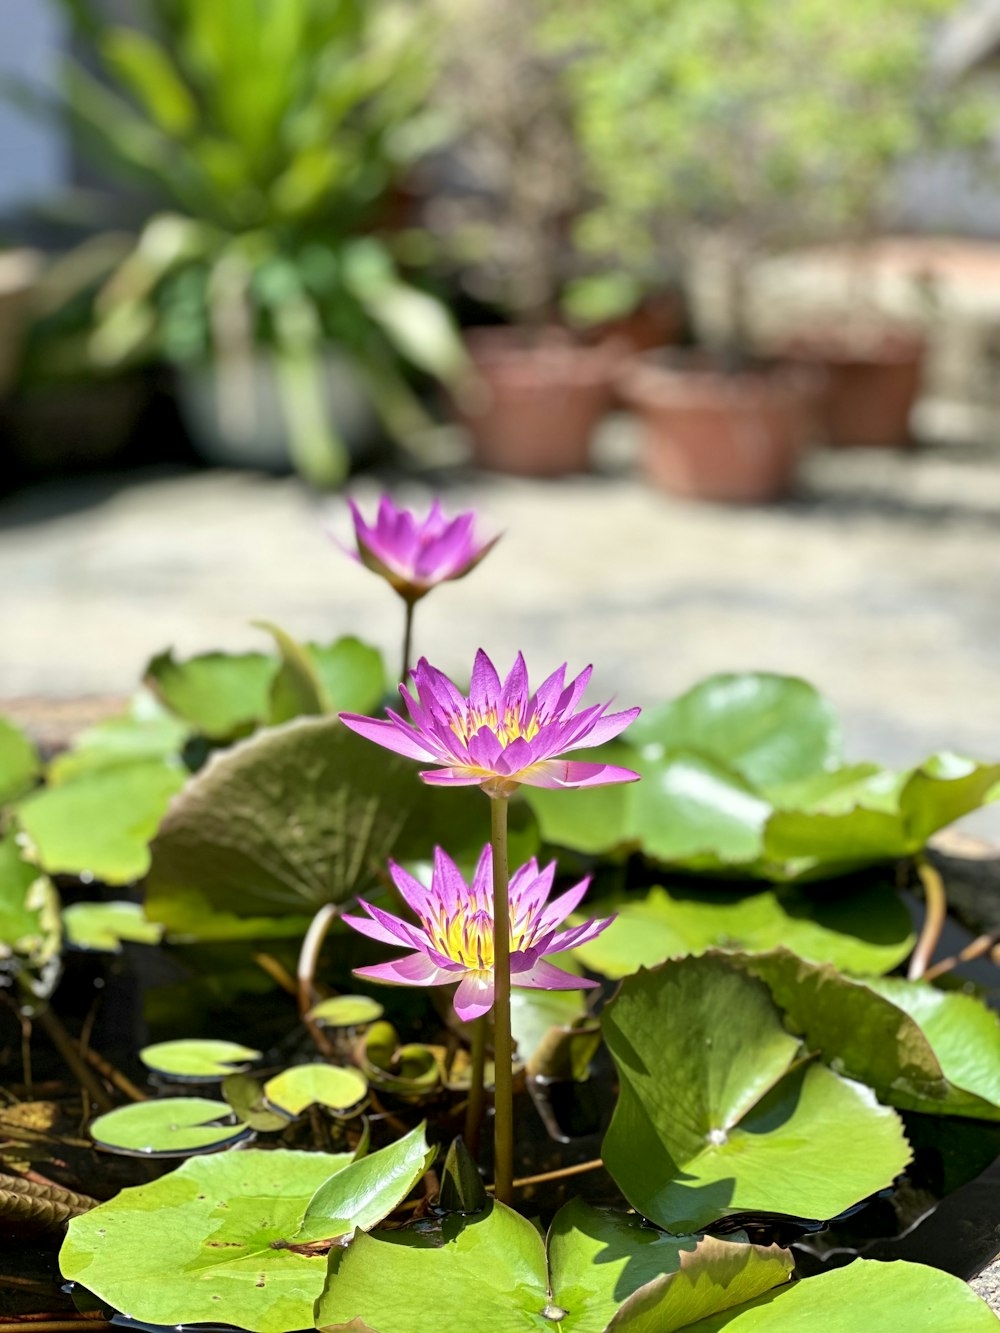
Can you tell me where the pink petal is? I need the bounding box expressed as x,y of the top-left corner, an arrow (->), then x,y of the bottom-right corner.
520,760 -> 641,789
470,649 -> 502,711
501,652 -> 529,712
562,706 -> 642,751
535,877 -> 592,931
342,910 -> 403,947
516,959 -> 598,992
419,766 -> 488,786
355,952 -> 454,987
556,665 -> 594,715
362,900 -> 428,951
387,860 -> 432,917
454,970 -> 495,1021
508,858 -> 554,918
339,713 -> 436,762
432,846 -> 474,912
544,914 -> 616,954
497,735 -> 536,775
468,726 -> 504,769
413,658 -> 469,717
532,663 -> 567,719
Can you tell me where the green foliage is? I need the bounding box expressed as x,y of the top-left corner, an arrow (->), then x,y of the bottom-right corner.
0,828 -> 60,982
17,759 -> 186,885
45,693 -> 190,784
308,994 -> 386,1028
139,1038 -> 261,1079
525,673 -> 1000,880
546,0 -> 995,292
601,956 -> 911,1231
88,1096 -> 249,1155
35,0 -> 465,485
63,900 -> 163,952
263,1063 -> 368,1116
0,716 -> 41,804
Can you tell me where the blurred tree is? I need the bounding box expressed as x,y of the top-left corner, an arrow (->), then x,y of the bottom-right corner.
547,0 -> 996,356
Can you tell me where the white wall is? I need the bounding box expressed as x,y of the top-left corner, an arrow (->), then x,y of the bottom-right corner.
0,1 -> 67,214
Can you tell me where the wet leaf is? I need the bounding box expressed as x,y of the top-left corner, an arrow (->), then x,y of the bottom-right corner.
295,1123 -> 433,1243
309,994 -> 386,1028
0,829 -> 60,975
63,900 -> 162,952
0,715 -> 41,804
60,1148 -> 354,1333
317,1199 -> 781,1333
739,950 -> 1000,1121
602,956 -> 911,1232
679,1258 -> 1000,1330
438,1137 -> 488,1213
144,648 -> 276,740
139,1038 -> 261,1079
222,1072 -> 289,1132
571,879 -> 913,979
88,1096 -> 250,1155
18,760 -> 186,885
264,1063 -> 368,1116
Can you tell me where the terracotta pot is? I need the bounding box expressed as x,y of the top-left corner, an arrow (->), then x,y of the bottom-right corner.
585,292 -> 686,355
456,329 -> 618,477
780,330 -> 925,448
619,354 -> 816,503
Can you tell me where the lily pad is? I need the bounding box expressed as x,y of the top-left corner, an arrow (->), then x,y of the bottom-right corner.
602,956 -> 911,1232
18,760 -> 186,885
139,1038 -> 261,1080
61,1148 -> 354,1332
145,648 -> 276,740
46,700 -> 190,784
145,716 -> 536,926
308,994 -> 386,1028
317,1199 -> 790,1333
0,829 -> 60,975
739,950 -> 1000,1121
0,716 -> 40,804
631,673 -> 842,790
571,880 -> 913,979
88,1097 -> 250,1155
264,1063 -> 368,1116
63,900 -> 163,952
263,624 -> 386,724
295,1123 -> 434,1243
679,1258 -> 1000,1331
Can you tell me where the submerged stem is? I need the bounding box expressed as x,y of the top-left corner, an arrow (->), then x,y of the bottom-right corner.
908,853 -> 948,981
490,793 -> 513,1205
464,1014 -> 488,1160
29,1001 -> 113,1113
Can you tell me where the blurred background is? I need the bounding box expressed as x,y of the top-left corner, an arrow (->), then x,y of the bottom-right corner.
2,0 -> 1000,835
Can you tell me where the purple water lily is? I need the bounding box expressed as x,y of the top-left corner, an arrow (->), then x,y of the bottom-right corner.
340,649 -> 640,796
342,495 -> 499,604
345,846 -> 613,1021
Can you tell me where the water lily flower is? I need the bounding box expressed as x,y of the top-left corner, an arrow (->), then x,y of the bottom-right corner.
345,846 -> 613,1020
340,649 -> 640,796
342,495 -> 499,604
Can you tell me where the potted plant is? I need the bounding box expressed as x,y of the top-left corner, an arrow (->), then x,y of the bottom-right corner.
547,0 -> 994,492
424,0 -> 635,477
14,0 -> 466,488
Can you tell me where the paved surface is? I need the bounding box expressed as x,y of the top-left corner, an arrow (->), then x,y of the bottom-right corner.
3,421 -> 1000,835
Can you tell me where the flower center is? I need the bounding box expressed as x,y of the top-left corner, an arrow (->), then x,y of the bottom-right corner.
449,704 -> 543,748
422,892 -> 540,970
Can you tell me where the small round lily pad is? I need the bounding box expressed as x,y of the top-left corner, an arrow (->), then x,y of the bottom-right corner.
307,994 -> 385,1028
90,1097 -> 251,1156
139,1039 -> 261,1081
264,1063 -> 368,1117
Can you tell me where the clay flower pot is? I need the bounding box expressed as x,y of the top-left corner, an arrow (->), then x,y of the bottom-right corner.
619,353 -> 818,503
456,328 -> 619,477
779,330 -> 925,448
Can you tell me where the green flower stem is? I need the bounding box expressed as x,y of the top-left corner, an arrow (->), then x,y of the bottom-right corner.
464,1014 -> 488,1159
401,599 -> 415,683
490,793 -> 513,1204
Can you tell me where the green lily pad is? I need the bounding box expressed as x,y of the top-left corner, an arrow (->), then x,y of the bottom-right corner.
317,1199 -> 790,1333
510,986 -> 593,1064
18,759 -> 186,885
0,829 -> 60,976
222,1073 -> 289,1132
308,994 -> 386,1028
46,696 -> 190,785
602,956 -> 911,1232
679,1258 -> 1000,1331
632,672 -> 842,789
63,900 -> 163,952
60,1147 -> 354,1333
145,648 -> 276,741
263,624 -> 386,724
88,1097 -> 250,1155
739,950 -> 1000,1121
145,716 -> 537,926
0,716 -> 41,804
295,1123 -> 434,1243
264,1063 -> 368,1116
139,1038 -> 261,1080
572,880 -> 913,979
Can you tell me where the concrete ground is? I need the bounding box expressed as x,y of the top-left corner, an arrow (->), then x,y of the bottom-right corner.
3,420 -> 1000,835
